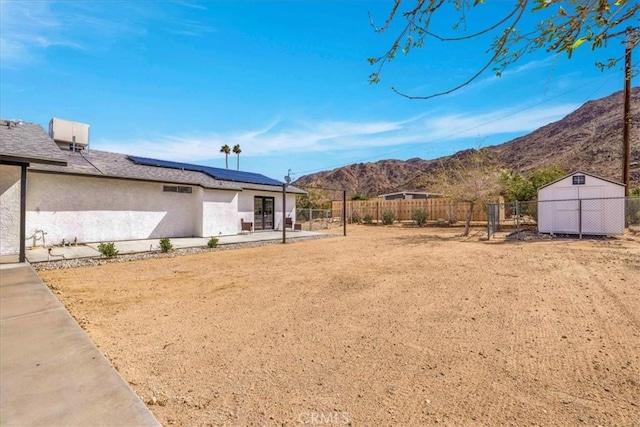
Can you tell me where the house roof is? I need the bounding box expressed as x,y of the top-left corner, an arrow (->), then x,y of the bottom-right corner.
378,191 -> 443,198
0,120 -> 68,166
127,155 -> 283,187
537,171 -> 625,190
30,149 -> 243,190
30,149 -> 306,194
1,118 -> 304,193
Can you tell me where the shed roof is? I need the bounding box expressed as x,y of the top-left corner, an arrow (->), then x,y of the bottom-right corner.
537,171 -> 625,190
0,120 -> 67,166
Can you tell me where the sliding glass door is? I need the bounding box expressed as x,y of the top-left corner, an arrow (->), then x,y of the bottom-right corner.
254,196 -> 274,230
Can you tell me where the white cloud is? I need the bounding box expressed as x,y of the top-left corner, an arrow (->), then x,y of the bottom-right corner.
0,1 -> 213,68
0,1 -> 71,67
170,20 -> 217,37
94,101 -> 579,163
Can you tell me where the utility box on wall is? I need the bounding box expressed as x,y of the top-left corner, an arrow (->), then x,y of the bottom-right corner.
537,171 -> 625,236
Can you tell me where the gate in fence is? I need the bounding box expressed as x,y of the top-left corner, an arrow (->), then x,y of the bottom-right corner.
486,203 -> 500,238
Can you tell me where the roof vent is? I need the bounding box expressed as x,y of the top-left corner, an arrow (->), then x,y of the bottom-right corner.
1,119 -> 23,128
49,117 -> 90,150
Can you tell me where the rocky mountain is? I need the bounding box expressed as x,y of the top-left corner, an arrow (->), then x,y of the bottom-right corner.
294,88 -> 639,196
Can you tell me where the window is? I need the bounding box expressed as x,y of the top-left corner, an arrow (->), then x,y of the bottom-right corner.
163,185 -> 192,193
572,175 -> 585,185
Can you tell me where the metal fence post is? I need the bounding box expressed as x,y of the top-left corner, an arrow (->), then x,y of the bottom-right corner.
343,190 -> 347,236
486,204 -> 491,240
282,184 -> 287,244
515,201 -> 520,236
579,199 -> 582,240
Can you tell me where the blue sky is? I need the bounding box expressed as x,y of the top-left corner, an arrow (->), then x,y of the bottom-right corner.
0,1 -> 632,181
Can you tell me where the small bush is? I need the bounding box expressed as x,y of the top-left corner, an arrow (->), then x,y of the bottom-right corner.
159,238 -> 173,252
382,210 -> 395,225
207,237 -> 219,248
363,214 -> 374,225
412,208 -> 428,227
350,210 -> 362,224
97,242 -> 119,258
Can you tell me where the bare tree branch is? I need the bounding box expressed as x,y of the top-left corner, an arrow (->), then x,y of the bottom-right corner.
369,0 -> 640,99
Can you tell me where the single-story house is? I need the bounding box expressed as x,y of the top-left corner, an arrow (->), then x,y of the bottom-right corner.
0,118 -> 305,262
537,171 -> 625,236
378,191 -> 443,200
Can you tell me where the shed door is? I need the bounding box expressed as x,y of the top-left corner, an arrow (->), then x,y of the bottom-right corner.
553,188 -> 579,233
579,186 -> 604,235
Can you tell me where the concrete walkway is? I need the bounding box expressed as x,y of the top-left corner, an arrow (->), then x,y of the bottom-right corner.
0,263 -> 160,426
26,230 -> 323,263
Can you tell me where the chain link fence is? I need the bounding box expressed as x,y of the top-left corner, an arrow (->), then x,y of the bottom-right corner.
295,208 -> 342,231
487,197 -> 640,239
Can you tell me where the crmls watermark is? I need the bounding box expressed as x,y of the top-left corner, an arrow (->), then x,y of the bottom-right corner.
297,411 -> 350,425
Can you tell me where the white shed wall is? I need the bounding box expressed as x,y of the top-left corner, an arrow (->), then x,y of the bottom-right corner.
0,165 -> 22,256
538,173 -> 625,235
202,189 -> 239,236
26,173 -> 202,245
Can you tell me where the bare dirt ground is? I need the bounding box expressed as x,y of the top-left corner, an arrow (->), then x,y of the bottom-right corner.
40,226 -> 640,426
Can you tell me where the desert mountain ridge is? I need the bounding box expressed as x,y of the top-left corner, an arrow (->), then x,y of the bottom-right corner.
293,88 -> 639,196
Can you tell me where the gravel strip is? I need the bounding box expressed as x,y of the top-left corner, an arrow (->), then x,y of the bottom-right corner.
32,234 -> 333,271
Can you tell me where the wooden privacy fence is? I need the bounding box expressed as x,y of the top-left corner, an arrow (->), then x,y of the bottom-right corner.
332,198 -> 491,223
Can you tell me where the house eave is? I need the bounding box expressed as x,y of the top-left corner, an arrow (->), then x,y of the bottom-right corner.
0,154 -> 68,167
28,169 -> 244,191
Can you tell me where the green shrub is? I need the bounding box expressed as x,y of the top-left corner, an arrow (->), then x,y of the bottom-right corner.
207,237 -> 219,248
97,242 -> 119,258
412,208 -> 428,227
363,214 -> 374,225
351,193 -> 368,201
159,238 -> 173,253
382,210 -> 395,225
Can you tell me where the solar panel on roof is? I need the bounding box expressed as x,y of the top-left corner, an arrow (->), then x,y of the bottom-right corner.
128,155 -> 283,186
127,156 -> 202,172
200,166 -> 283,186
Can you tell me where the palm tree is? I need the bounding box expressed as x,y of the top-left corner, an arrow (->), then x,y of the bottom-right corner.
220,144 -> 230,169
232,144 -> 242,170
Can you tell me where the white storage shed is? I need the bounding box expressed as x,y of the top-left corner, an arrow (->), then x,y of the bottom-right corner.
537,171 -> 625,236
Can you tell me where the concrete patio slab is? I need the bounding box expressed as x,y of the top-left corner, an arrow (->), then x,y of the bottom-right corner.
26,230 -> 325,262
26,245 -> 101,263
0,263 -> 160,426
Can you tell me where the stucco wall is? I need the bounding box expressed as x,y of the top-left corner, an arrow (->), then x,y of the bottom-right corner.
26,173 -> 202,245
202,189 -> 239,236
0,165 -> 22,256
238,190 -> 296,230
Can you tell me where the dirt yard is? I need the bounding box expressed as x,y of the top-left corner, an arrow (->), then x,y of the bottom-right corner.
39,226 -> 640,426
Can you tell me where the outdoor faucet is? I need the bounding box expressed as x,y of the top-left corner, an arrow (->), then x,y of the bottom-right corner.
31,230 -> 47,248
